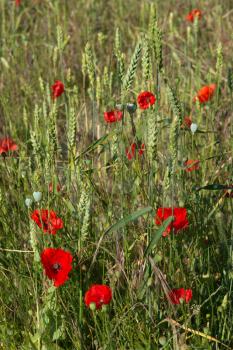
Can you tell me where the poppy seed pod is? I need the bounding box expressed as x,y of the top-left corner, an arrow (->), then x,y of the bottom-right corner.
126,103 -> 137,114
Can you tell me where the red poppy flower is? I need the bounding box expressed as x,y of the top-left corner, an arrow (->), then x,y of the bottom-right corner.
31,209 -> 63,235
84,284 -> 112,310
186,9 -> 202,22
168,288 -> 193,304
181,116 -> 192,129
126,143 -> 145,160
137,91 -> 156,110
41,248 -> 73,287
138,143 -> 146,156
104,110 -> 123,123
126,143 -> 136,160
155,207 -> 189,237
193,84 -> 216,104
51,80 -> 64,99
48,182 -> 61,193
184,160 -> 200,172
0,137 -> 18,155
15,0 -> 21,5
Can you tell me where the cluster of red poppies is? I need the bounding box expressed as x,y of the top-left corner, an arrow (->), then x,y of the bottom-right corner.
30,209 -> 112,309
30,205 -> 192,306
9,4 -> 232,309
0,138 -> 18,155
31,209 -> 63,235
126,142 -> 145,160
103,82 -> 216,164
29,205 -> 192,306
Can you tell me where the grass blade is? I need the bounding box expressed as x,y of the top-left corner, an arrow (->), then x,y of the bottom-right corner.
105,206 -> 153,235
90,206 -> 153,269
75,134 -> 109,161
144,216 -> 174,257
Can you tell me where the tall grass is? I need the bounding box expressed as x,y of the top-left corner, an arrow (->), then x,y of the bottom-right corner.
0,1 -> 232,349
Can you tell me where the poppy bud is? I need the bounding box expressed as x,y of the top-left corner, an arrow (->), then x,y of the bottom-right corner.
25,198 -> 33,207
115,103 -> 124,111
159,336 -> 167,346
190,123 -> 198,134
89,302 -> 96,311
33,191 -> 42,202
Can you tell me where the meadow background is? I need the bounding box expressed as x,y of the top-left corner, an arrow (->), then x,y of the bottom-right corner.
0,0 -> 233,349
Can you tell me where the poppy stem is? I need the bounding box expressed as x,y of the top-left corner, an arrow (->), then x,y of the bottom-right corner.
129,113 -> 137,139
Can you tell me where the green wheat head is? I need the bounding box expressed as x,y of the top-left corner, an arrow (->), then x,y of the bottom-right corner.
122,41 -> 142,95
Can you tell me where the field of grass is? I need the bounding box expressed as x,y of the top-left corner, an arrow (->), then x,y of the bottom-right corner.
0,0 -> 233,349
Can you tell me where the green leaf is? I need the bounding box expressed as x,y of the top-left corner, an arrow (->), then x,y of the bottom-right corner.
52,328 -> 64,341
75,134 -> 109,161
144,216 -> 174,257
62,198 -> 76,212
137,265 -> 150,300
193,184 -> 232,192
90,207 -> 153,269
29,332 -> 41,344
104,206 -> 153,236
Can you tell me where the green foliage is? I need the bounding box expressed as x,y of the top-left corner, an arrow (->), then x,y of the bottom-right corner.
0,1 -> 232,349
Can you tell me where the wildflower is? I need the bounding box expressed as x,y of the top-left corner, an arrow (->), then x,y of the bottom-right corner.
49,182 -> 61,193
51,80 -> 64,99
15,0 -> 21,5
41,248 -> 72,287
31,209 -> 63,234
184,160 -> 200,172
33,192 -> 42,202
181,116 -> 192,129
155,207 -> 189,237
25,198 -> 33,207
126,143 -> 145,160
193,84 -> 216,104
84,284 -> 112,310
186,9 -> 202,22
0,137 -> 18,155
138,143 -> 145,156
104,110 -> 123,123
168,288 -> 193,304
126,143 -> 136,160
137,91 -> 156,110
190,123 -> 198,134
